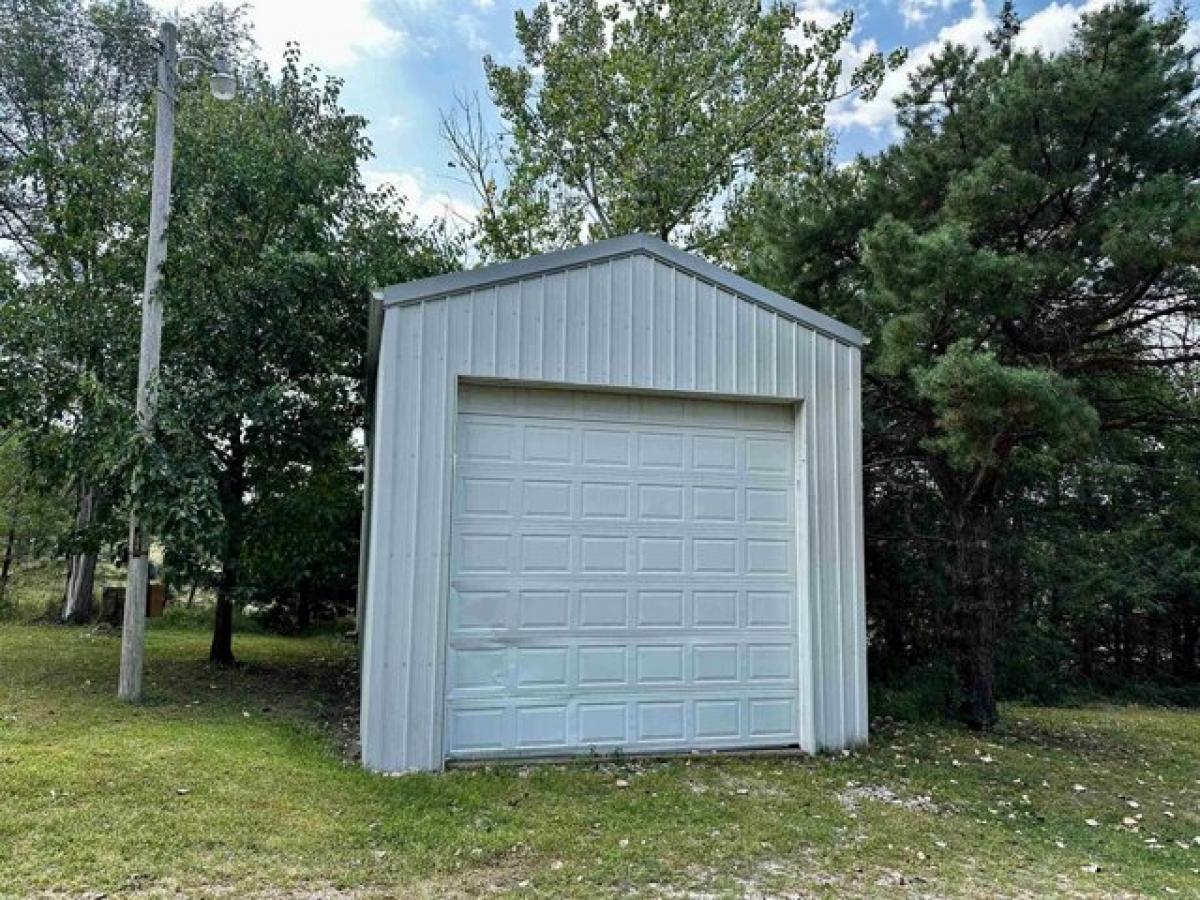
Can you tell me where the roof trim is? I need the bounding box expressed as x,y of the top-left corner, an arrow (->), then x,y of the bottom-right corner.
379,233 -> 862,347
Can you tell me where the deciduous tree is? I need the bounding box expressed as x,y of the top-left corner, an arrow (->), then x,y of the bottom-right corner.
445,0 -> 903,260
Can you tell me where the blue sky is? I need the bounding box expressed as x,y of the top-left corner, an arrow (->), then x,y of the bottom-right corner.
161,0 -> 1197,227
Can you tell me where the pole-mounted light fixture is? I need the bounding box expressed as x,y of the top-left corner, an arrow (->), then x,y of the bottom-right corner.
208,54 -> 236,101
177,52 -> 237,101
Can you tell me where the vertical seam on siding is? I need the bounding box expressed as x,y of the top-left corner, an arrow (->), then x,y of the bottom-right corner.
430,301 -> 452,767
751,306 -> 758,394
831,343 -> 845,747
710,287 -> 717,393
669,267 -> 676,388
537,276 -> 546,380
627,261 -> 634,383
690,277 -> 698,390
807,329 -> 822,748
402,301 -> 426,769
582,265 -> 590,379
606,264 -> 614,382
515,282 -> 523,376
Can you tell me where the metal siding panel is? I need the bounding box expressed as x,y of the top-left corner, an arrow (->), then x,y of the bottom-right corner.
737,298 -> 754,394
609,257 -> 633,385
394,304 -> 427,767
382,233 -> 863,347
793,383 -> 816,753
848,346 -> 868,743
813,335 -> 842,749
777,319 -> 796,398
406,301 -> 451,768
653,261 -> 673,386
363,305 -> 424,771
565,267 -> 588,383
695,281 -> 715,392
675,269 -> 696,391
360,309 -> 397,769
800,331 -> 822,752
543,272 -> 567,382
519,277 -> 543,380
631,256 -> 653,387
449,294 -> 473,376
496,281 -> 520,378
587,263 -> 610,383
757,309 -> 776,396
714,289 -> 737,394
471,287 -> 497,377
829,339 -> 847,749
795,320 -> 812,398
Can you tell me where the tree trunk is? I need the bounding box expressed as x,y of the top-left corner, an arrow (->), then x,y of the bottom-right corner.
0,526 -> 15,603
209,526 -> 239,664
949,508 -> 999,730
210,430 -> 245,665
62,484 -> 97,625
210,586 -> 235,664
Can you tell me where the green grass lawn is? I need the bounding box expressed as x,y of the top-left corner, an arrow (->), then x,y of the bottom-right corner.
1,621 -> 1197,898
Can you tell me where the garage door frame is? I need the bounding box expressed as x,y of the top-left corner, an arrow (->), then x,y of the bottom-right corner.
432,375 -> 813,765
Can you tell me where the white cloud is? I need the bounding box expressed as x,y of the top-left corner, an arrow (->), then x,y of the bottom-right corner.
1015,0 -> 1113,55
153,0 -> 403,69
796,0 -> 842,31
898,0 -> 961,29
454,13 -> 492,53
824,0 -> 991,132
382,113 -> 411,132
363,168 -> 478,231
825,0 -> 1122,137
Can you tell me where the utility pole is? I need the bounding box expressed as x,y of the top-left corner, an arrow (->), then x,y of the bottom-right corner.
119,21 -> 177,702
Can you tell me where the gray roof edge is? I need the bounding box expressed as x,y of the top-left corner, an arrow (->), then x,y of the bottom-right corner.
380,233 -> 862,347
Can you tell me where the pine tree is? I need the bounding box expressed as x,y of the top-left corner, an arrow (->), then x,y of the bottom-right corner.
735,1 -> 1200,726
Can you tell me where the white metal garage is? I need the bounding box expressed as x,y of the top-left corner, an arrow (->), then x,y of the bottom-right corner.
360,234 -> 865,772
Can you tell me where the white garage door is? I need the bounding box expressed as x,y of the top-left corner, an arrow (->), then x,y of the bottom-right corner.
444,384 -> 800,759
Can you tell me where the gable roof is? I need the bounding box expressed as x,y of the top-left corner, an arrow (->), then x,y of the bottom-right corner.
379,233 -> 862,347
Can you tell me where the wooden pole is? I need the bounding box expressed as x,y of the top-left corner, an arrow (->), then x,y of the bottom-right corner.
119,21 -> 177,701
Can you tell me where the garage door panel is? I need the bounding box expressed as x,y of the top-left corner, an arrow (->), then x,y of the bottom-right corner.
451,532 -> 796,579
449,640 -> 799,691
447,387 -> 799,759
454,475 -> 794,522
446,693 -> 799,757
449,586 -> 798,636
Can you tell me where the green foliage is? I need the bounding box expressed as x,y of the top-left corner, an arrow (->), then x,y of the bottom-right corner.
913,341 -> 1099,473
0,0 -> 258,606
734,1 -> 1200,718
239,444 -> 363,632
1,3 -> 460,645
450,0 -> 904,259
868,658 -> 961,723
0,430 -> 70,615
145,44 -> 459,647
